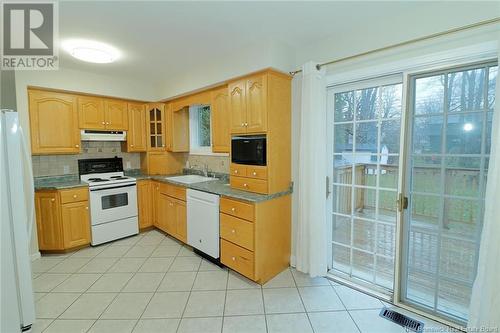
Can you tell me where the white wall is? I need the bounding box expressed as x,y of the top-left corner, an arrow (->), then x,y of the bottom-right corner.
157,39 -> 296,99
15,68 -> 156,257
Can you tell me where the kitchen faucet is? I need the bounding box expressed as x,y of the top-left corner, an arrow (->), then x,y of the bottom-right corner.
203,163 -> 209,177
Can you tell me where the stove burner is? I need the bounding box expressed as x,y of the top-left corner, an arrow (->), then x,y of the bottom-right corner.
88,178 -> 108,182
110,176 -> 129,180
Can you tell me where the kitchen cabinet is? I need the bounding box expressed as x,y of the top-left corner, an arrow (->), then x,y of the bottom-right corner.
147,103 -> 166,151
147,182 -> 187,243
35,187 -> 91,251
78,97 -> 128,131
137,180 -> 153,229
167,104 -> 190,153
228,73 -> 267,134
78,96 -> 105,129
140,152 -> 184,175
211,86 -> 230,152
219,195 -> 291,284
61,201 -> 91,249
104,99 -> 128,130
29,90 -> 80,155
124,102 -> 147,152
228,70 -> 291,195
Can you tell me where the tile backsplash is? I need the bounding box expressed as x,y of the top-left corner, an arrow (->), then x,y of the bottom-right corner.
32,141 -> 140,177
186,154 -> 229,174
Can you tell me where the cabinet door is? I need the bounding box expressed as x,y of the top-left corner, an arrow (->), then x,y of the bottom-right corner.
157,193 -> 170,233
171,107 -> 190,152
78,96 -> 105,129
127,103 -> 147,152
147,104 -> 166,151
175,199 -> 187,243
104,99 -> 128,130
137,180 -> 153,229
35,192 -> 64,250
246,74 -> 267,133
211,87 -> 230,152
29,90 -> 80,154
228,80 -> 247,134
152,182 -> 160,227
61,201 -> 91,249
165,196 -> 176,235
165,103 -> 173,151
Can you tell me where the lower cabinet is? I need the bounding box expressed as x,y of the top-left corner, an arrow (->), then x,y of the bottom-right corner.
137,180 -> 153,229
150,181 -> 187,243
35,187 -> 91,251
219,195 -> 291,284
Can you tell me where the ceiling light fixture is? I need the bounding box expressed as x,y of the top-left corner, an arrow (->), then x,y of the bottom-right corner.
62,39 -> 121,63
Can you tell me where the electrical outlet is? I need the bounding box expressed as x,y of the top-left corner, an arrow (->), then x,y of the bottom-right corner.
125,161 -> 131,169
63,165 -> 70,174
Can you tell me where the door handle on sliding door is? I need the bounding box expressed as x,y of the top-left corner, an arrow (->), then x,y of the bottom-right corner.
326,176 -> 331,199
397,193 -> 408,212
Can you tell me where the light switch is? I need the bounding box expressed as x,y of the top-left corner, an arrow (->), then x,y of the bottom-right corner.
125,161 -> 131,169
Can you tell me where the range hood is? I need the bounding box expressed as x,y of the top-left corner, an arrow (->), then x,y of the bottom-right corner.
80,130 -> 127,141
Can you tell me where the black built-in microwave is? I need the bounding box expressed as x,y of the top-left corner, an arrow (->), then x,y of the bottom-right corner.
231,135 -> 266,166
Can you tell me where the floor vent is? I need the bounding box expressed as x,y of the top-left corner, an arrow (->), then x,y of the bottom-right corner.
379,307 -> 424,332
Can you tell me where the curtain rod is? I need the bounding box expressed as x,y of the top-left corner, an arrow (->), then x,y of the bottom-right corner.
289,17 -> 500,76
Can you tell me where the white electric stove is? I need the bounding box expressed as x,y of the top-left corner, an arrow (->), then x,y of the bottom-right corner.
79,157 -> 138,245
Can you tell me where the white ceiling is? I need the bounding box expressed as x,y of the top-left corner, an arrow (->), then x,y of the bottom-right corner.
57,1 -> 499,97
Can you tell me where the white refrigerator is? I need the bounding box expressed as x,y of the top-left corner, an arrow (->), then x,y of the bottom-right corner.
0,110 -> 36,332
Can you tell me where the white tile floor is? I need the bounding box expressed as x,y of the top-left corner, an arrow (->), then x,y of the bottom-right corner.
31,230 -> 450,333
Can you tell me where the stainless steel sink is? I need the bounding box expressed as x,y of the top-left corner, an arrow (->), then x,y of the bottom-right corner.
165,175 -> 217,184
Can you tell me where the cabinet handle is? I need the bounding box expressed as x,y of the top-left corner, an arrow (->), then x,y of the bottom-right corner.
73,194 -> 77,198
131,144 -> 134,147
101,121 -> 105,125
51,198 -> 55,202
252,171 -> 257,176
241,123 -> 244,127
231,229 -> 235,234
243,183 -> 248,187
245,123 -> 248,127
106,122 -> 110,125
85,206 -> 89,210
231,256 -> 236,261
231,207 -> 235,212
75,144 -> 79,148
234,170 -> 238,174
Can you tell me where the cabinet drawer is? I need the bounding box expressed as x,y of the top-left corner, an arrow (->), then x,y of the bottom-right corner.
220,213 -> 254,251
246,165 -> 268,180
220,197 -> 254,221
221,239 -> 254,280
167,184 -> 186,201
60,188 -> 89,204
230,163 -> 247,177
230,176 -> 268,194
159,182 -> 170,195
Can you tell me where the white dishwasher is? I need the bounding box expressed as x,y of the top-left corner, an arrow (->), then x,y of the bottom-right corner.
187,189 -> 220,259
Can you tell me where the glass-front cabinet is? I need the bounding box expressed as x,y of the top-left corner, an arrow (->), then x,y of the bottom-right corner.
147,103 -> 166,150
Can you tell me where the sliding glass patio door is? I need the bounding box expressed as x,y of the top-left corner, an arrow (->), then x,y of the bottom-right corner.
402,62 -> 497,323
327,61 -> 497,324
328,76 -> 403,293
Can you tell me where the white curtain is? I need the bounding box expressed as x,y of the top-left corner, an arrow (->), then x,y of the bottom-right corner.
291,61 -> 328,277
468,50 -> 500,329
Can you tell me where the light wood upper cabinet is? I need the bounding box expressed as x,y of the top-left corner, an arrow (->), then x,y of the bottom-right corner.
228,73 -> 268,134
78,96 -> 105,129
104,99 -> 128,130
61,201 -> 90,249
35,192 -> 63,250
228,81 -> 247,134
170,106 -> 190,152
29,90 -> 80,155
125,102 -> 147,152
211,87 -> 230,153
246,74 -> 268,133
147,103 -> 166,151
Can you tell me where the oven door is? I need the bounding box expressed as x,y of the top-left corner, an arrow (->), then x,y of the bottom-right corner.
89,184 -> 138,226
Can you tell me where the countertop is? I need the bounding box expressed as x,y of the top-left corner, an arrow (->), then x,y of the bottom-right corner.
34,172 -> 292,203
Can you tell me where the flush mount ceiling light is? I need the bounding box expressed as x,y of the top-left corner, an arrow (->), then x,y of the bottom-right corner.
62,39 -> 121,63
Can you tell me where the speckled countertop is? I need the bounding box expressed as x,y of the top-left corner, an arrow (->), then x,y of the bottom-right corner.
34,171 -> 292,203
34,174 -> 88,190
